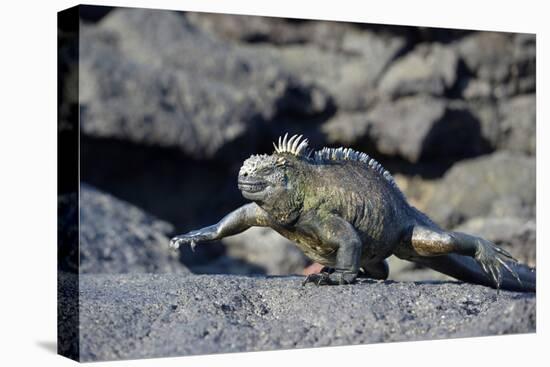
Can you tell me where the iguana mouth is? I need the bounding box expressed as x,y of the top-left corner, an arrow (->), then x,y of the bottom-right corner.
238,179 -> 267,193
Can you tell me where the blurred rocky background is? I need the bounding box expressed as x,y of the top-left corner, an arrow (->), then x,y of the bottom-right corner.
60,6 -> 536,281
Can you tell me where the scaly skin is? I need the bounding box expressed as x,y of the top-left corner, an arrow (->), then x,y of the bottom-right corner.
170,134 -> 536,292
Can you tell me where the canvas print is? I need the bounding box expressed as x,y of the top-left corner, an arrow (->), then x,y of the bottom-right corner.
58,4 -> 536,362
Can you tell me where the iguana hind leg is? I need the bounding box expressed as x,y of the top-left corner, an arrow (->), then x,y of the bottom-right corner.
405,225 -> 520,290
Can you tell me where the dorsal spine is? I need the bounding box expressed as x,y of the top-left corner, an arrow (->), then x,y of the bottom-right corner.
312,147 -> 403,196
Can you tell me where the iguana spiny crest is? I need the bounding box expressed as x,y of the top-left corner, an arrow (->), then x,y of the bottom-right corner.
276,133 -> 399,189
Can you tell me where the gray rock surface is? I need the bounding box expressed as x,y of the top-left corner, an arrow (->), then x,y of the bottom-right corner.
79,8 -> 332,159
77,273 -> 535,361
58,192 -> 79,272
424,152 -> 535,228
463,94 -> 535,159
467,99 -> 501,149
272,33 -> 405,111
58,272 -> 79,359
186,12 -> 350,48
186,12 -> 296,44
456,32 -> 535,98
79,184 -> 188,274
497,95 -> 536,155
361,96 -> 447,162
321,112 -> 373,146
461,78 -> 493,100
185,13 -> 408,112
187,12 -> 408,61
378,43 -> 458,98
322,96 -> 488,163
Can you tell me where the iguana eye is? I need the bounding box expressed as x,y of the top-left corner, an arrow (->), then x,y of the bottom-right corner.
257,167 -> 274,175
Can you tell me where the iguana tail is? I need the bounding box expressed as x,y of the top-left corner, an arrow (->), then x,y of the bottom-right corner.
413,253 -> 536,293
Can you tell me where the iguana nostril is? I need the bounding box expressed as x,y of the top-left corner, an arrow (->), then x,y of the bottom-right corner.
243,172 -> 248,177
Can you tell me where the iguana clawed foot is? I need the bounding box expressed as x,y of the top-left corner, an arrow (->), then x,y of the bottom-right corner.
302,271 -> 332,286
169,229 -> 214,252
302,268 -> 358,286
474,238 -> 521,290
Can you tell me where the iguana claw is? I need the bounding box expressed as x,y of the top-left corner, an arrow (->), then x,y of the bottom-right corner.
170,231 -> 208,252
302,270 -> 357,286
302,271 -> 332,286
474,238 -> 521,291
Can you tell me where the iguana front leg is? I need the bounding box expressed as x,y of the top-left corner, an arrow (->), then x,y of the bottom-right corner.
169,203 -> 270,251
302,215 -> 362,286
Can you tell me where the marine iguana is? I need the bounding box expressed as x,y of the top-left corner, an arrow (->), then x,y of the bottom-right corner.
170,134 -> 536,292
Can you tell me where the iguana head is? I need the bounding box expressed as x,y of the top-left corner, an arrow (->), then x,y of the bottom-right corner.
238,134 -> 310,221
238,154 -> 285,201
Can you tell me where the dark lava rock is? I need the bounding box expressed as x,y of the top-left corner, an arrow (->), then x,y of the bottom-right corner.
461,78 -> 493,100
77,273 -> 535,361
273,31 -> 406,111
424,152 -> 535,228
58,272 -> 79,359
322,96 -> 489,163
364,96 -> 447,162
186,12 -> 299,45
58,192 -> 79,272
466,99 -> 501,150
465,94 -> 535,160
321,111 -> 373,147
462,95 -> 535,156
456,32 -> 535,98
378,43 -> 458,98
497,94 -> 536,155
78,184 -> 189,274
78,8 -> 332,160
186,12 -> 347,47
187,12 -> 408,59
453,217 -> 536,267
